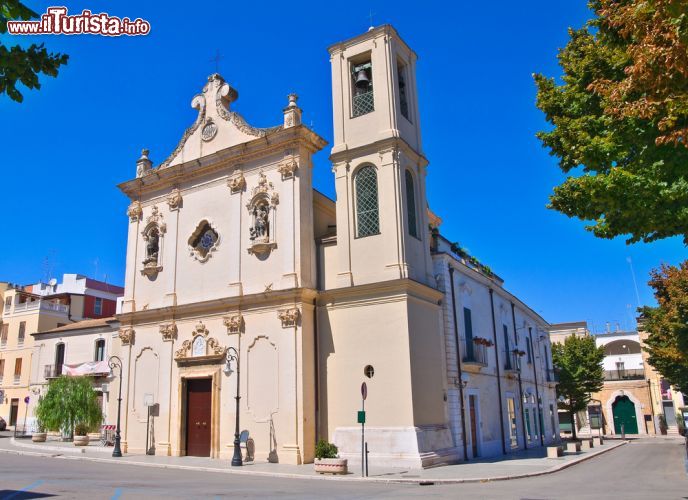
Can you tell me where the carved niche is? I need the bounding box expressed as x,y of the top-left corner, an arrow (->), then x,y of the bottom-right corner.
223,314 -> 244,334
278,308 -> 300,328
119,327 -> 135,346
174,320 -> 225,364
246,171 -> 279,256
141,206 -> 166,277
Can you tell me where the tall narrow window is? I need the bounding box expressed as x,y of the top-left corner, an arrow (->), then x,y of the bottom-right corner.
0,324 -> 8,347
526,329 -> 533,364
55,343 -> 65,377
14,357 -> 22,383
94,298 -> 103,315
352,60 -> 374,117
507,397 -> 518,448
355,166 -> 380,237
503,325 -> 511,369
405,170 -> 418,238
94,338 -> 105,362
17,322 -> 25,346
0,359 -> 5,381
464,307 -> 474,360
398,61 -> 409,120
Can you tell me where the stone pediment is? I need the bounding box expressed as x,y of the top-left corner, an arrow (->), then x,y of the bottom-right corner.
149,74 -> 283,173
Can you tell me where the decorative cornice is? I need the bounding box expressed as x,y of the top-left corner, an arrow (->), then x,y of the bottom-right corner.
119,327 -> 135,345
278,308 -> 300,328
127,201 -> 142,222
223,314 -> 244,334
159,322 -> 177,342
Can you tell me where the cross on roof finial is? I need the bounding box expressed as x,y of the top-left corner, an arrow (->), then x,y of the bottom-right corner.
210,49 -> 224,73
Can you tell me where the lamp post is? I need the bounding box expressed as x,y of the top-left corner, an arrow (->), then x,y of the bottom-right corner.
224,347 -> 242,466
108,355 -> 123,458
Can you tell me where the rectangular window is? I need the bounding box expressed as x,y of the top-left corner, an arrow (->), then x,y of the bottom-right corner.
525,408 -> 532,441
0,324 -> 7,347
4,296 -> 11,309
397,60 -> 409,120
351,60 -> 374,117
464,307 -> 474,360
94,339 -> 105,362
507,397 -> 518,448
526,333 -> 532,364
503,325 -> 511,369
94,297 -> 103,315
0,359 -> 4,379
18,321 -> 25,345
14,357 -> 22,382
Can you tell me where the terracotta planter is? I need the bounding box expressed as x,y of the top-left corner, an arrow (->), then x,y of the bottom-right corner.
314,458 -> 348,475
73,435 -> 90,446
32,432 -> 47,443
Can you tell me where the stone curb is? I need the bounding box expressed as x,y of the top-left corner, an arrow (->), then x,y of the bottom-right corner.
0,439 -> 628,485
10,437 -> 113,455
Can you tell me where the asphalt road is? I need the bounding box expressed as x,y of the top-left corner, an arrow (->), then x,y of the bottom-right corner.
0,438 -> 686,499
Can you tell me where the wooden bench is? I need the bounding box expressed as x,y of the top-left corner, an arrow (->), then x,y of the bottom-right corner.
547,445 -> 563,458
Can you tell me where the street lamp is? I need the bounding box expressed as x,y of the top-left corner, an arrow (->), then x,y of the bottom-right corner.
223,347 -> 242,466
108,355 -> 123,458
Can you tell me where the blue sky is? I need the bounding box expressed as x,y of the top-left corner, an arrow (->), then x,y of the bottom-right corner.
1,1 -> 684,332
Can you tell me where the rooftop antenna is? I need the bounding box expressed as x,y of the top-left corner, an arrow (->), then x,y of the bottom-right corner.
42,251 -> 55,284
368,10 -> 375,31
210,49 -> 224,73
93,258 -> 100,281
626,256 -> 642,308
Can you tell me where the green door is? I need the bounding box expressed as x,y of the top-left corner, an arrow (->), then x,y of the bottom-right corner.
612,396 -> 638,434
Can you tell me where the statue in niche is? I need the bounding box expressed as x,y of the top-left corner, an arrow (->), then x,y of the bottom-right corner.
250,204 -> 269,241
144,227 -> 159,265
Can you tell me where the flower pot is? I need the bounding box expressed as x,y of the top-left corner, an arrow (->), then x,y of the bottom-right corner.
73,435 -> 90,446
314,458 -> 348,475
32,432 -> 47,443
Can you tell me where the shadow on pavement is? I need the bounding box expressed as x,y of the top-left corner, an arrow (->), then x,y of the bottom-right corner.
0,491 -> 55,499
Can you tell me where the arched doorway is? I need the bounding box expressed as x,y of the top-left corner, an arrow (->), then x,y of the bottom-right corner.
612,395 -> 638,434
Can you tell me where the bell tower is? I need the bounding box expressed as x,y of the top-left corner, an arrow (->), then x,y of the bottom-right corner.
329,25 -> 432,287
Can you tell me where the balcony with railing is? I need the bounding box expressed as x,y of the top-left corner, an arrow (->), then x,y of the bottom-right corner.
13,374 -> 20,384
44,364 -> 63,379
463,340 -> 488,372
504,350 -> 523,376
604,368 -> 645,381
546,368 -> 559,383
11,300 -> 69,315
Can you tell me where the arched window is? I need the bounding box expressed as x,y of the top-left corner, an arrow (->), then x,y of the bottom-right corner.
355,166 -> 380,237
94,338 -> 105,362
405,170 -> 418,238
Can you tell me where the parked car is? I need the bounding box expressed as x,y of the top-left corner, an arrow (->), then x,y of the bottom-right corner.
0,417 -> 6,431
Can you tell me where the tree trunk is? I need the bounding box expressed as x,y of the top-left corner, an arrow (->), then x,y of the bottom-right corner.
570,409 -> 577,441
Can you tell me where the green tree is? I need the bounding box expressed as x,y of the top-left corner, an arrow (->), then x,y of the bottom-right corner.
552,334 -> 605,440
1,0 -> 69,102
534,0 -> 688,244
641,261 -> 688,391
35,376 -> 103,436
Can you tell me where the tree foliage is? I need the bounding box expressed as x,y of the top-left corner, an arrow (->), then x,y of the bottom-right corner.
641,261 -> 688,391
0,0 -> 68,102
35,376 -> 103,434
534,0 -> 688,244
552,334 -> 605,439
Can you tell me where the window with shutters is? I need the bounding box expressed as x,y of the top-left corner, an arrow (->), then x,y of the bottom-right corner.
18,321 -> 25,346
0,324 -> 7,348
0,359 -> 4,382
94,338 -> 105,362
14,357 -> 22,383
405,170 -> 418,239
354,166 -> 380,237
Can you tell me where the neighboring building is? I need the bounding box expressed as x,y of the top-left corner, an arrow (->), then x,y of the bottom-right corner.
548,321 -> 589,345
29,316 -> 120,428
0,275 -> 123,428
589,331 -> 655,435
638,321 -> 686,435
112,24 -> 558,468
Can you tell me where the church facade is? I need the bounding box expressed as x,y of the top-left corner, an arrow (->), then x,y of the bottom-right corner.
112,25 -> 558,468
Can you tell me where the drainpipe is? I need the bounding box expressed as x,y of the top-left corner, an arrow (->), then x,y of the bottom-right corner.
448,265 -> 468,461
313,297 -> 319,442
490,289 -> 507,455
646,379 -> 656,434
511,303 -> 528,450
529,327 -> 544,446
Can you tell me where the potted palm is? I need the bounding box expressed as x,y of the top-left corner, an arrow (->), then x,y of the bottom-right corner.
32,419 -> 47,442
35,376 -> 103,445
314,440 -> 348,474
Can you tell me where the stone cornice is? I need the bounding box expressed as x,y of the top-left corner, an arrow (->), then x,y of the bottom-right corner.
329,136 -> 428,169
118,125 -> 327,199
327,24 -> 418,61
318,278 -> 442,309
117,287 -> 318,325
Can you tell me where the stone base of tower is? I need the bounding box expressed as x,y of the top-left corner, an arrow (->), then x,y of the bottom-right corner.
333,425 -> 460,469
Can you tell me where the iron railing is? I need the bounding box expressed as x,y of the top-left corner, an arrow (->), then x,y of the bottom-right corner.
463,342 -> 488,366
603,368 -> 644,381
546,368 -> 559,382
44,364 -> 63,379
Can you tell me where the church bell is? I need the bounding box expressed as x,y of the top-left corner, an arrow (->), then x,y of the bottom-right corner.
355,69 -> 370,90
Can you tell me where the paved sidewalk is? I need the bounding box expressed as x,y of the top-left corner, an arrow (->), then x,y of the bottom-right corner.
0,434 -> 635,484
